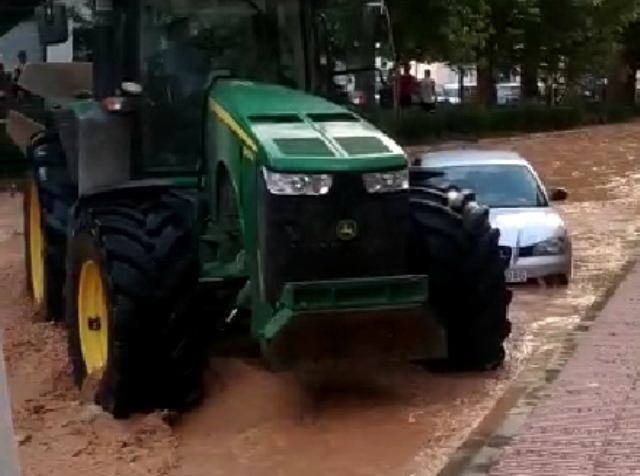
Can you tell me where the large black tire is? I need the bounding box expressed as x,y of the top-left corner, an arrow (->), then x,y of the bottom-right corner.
65,187 -> 214,418
409,186 -> 512,371
23,132 -> 76,321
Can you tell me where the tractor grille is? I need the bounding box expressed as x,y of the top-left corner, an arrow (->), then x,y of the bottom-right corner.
257,172 -> 410,304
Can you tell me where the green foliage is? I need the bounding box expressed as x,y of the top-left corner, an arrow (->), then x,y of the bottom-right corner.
373,104 -> 640,145
387,0 -> 640,88
387,0 -> 489,63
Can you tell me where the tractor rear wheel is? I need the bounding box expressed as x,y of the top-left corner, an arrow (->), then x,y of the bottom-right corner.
410,187 -> 512,371
23,133 -> 76,321
65,187 -> 210,418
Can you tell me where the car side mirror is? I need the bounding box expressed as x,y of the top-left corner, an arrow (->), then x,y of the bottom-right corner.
549,187 -> 568,202
35,3 -> 69,46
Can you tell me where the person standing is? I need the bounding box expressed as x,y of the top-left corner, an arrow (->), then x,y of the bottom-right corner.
397,62 -> 416,108
420,69 -> 436,112
12,50 -> 28,99
0,62 -> 7,101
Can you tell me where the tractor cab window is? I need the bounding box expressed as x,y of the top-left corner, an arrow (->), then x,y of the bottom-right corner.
139,0 -> 303,173
310,0 -> 395,107
140,0 -> 292,85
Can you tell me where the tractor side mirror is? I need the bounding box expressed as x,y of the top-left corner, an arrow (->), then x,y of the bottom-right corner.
549,187 -> 568,202
35,3 -> 69,46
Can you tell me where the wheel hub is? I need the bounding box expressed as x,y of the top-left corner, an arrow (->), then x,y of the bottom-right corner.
77,260 -> 109,374
27,181 -> 44,304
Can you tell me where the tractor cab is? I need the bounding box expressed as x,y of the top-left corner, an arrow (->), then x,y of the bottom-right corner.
35,0 -> 395,177
38,0 -> 394,104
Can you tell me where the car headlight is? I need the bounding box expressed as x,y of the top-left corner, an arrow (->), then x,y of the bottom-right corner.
262,169 -> 332,195
532,236 -> 567,256
362,169 -> 409,193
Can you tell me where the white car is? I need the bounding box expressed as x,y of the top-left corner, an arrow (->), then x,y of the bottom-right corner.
411,149 -> 573,285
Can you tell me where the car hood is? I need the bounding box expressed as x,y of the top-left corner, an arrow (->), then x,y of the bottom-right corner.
489,207 -> 566,247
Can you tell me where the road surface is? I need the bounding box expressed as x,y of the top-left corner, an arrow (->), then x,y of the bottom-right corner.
1,122 -> 640,476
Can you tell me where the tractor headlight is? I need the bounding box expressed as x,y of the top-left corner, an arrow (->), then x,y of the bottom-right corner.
262,169 -> 332,195
532,236 -> 567,256
362,169 -> 409,193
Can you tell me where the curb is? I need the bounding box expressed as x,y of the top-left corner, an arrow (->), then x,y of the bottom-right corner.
437,256 -> 638,476
0,330 -> 20,476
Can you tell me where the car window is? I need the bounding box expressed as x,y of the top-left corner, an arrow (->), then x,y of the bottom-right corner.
420,163 -> 548,208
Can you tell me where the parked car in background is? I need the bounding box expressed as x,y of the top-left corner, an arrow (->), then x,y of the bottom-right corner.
497,82 -> 520,104
411,149 -> 572,285
439,83 -> 462,104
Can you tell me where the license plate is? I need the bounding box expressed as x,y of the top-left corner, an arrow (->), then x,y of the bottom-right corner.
505,269 -> 528,283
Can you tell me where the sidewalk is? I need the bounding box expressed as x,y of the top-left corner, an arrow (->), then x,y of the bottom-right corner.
467,262 -> 640,476
0,331 -> 19,476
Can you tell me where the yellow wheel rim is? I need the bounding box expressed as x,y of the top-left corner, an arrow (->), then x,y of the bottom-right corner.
77,260 -> 109,374
28,181 -> 44,304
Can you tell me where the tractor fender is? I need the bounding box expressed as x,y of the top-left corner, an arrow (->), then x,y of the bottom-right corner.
76,104 -> 132,196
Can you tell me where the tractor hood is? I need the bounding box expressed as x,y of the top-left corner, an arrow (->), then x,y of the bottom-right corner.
209,80 -> 407,172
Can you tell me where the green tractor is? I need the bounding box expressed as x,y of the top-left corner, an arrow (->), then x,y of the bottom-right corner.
8,0 -> 511,419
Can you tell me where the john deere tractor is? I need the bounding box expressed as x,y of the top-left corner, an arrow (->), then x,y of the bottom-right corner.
7,0 -> 511,418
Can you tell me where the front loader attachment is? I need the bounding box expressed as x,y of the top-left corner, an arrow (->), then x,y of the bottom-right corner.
257,275 -> 447,367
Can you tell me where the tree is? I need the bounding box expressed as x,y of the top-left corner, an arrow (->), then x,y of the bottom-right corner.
387,0 -> 489,64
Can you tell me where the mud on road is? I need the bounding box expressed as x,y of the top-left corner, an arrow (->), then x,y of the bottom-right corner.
3,122 -> 640,476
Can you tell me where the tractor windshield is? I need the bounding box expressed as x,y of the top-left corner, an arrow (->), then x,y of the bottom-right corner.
138,0 -> 393,173
140,0 -> 391,96
140,0 -> 307,173
140,0 -> 297,90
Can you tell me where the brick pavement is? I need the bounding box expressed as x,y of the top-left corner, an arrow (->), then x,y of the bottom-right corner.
484,263 -> 640,476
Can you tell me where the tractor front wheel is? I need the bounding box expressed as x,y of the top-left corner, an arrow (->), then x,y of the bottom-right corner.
65,187 -> 209,418
23,133 -> 76,321
410,187 -> 512,371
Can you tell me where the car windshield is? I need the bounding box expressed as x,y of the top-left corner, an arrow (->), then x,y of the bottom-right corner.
420,163 -> 548,208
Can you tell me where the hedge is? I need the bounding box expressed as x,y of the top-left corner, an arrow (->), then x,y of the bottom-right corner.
1,102 -> 639,179
370,102 -> 640,145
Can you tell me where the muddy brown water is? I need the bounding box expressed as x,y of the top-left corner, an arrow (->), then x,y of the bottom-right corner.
2,123 -> 640,476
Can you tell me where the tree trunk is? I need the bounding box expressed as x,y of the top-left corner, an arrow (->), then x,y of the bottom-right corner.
623,47 -> 638,105
624,67 -> 637,104
476,55 -> 495,107
520,26 -> 540,102
520,61 -> 539,102
607,50 -> 631,105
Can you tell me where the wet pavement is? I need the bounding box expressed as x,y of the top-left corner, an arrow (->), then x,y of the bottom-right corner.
1,122 -> 640,476
172,123 -> 640,476
477,261 -> 640,476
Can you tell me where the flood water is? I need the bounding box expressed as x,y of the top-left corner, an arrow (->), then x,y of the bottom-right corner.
4,123 -> 640,476
172,125 -> 640,476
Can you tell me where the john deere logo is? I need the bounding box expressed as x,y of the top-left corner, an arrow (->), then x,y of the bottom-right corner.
336,219 -> 358,240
